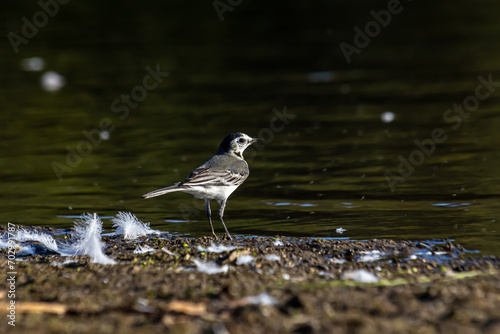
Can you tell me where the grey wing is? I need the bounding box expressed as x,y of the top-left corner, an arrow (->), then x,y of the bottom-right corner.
181,167 -> 249,188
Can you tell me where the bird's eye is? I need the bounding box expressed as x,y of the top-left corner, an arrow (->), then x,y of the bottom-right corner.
238,138 -> 246,144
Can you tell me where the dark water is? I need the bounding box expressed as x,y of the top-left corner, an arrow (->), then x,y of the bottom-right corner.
1,1 -> 500,255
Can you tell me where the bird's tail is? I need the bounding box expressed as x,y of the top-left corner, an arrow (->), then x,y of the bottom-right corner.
142,183 -> 183,199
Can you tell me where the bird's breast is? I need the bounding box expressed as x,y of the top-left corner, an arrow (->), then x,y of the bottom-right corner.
186,184 -> 239,202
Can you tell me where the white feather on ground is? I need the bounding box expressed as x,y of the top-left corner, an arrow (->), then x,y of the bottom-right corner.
0,239 -> 34,256
236,254 -> 255,265
196,242 -> 236,253
273,239 -> 284,246
341,269 -> 378,283
12,230 -> 59,253
192,259 -> 228,274
244,293 -> 277,306
264,254 -> 280,262
59,213 -> 116,265
133,245 -> 156,254
111,212 -> 160,239
0,239 -> 11,249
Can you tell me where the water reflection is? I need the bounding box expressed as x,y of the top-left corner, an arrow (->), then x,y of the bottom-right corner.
265,201 -> 318,207
430,203 -> 472,208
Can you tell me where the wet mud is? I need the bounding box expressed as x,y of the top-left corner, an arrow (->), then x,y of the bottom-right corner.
1,225 -> 500,334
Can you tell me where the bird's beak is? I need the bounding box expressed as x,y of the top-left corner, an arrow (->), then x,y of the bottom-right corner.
251,138 -> 263,143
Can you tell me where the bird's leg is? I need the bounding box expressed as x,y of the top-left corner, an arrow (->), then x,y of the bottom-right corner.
218,200 -> 232,240
205,199 -> 217,238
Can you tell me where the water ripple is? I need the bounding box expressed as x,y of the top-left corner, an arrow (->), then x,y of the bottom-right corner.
430,203 -> 472,208
265,201 -> 317,207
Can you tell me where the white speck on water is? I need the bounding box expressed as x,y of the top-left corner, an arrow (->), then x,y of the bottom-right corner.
336,227 -> 347,234
112,212 -> 160,239
340,202 -> 359,209
282,273 -> 290,280
100,130 -> 110,140
341,269 -> 378,283
41,71 -> 65,92
381,111 -> 395,123
192,259 -> 228,274
21,57 -> 45,71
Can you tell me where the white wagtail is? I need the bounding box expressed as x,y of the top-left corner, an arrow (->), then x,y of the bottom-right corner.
142,132 -> 261,240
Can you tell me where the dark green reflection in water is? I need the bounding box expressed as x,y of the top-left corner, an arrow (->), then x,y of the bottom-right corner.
1,1 -> 499,255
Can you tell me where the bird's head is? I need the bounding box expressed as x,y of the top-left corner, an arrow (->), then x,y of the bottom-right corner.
217,132 -> 262,159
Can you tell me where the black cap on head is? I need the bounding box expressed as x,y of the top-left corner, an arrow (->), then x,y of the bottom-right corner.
217,132 -> 244,154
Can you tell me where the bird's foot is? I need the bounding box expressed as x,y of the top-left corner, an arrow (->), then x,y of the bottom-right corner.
224,233 -> 232,241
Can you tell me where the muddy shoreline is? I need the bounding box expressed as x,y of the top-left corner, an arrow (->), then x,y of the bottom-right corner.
1,225 -> 500,333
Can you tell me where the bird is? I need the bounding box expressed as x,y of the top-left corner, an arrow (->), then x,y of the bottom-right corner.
142,132 -> 262,240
